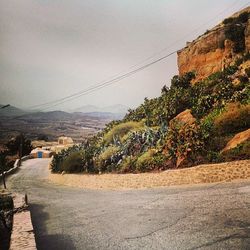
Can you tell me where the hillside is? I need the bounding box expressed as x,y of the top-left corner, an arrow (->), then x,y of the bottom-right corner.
0,105 -> 27,117
51,8 -> 250,174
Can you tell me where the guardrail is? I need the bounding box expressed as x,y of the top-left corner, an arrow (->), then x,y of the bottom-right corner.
0,155 -> 34,179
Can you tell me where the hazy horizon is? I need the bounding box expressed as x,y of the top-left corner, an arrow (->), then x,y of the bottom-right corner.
0,0 -> 249,111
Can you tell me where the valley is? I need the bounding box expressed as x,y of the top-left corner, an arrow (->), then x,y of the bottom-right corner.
0,110 -> 124,143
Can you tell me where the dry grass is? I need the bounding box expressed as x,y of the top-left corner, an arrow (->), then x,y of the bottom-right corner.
49,160 -> 250,190
214,103 -> 250,135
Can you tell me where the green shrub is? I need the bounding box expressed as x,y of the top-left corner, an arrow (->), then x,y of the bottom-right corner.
200,107 -> 225,140
95,146 -> 119,172
135,149 -> 156,172
119,156 -> 137,173
121,126 -> 166,157
225,20 -> 246,53
205,150 -> 223,163
103,121 -> 143,145
152,153 -> 168,170
165,120 -> 205,166
124,72 -> 194,126
135,151 -> 167,172
51,142 -> 100,174
61,151 -> 84,173
238,12 -> 249,23
223,17 -> 234,24
214,103 -> 250,135
223,11 -> 249,52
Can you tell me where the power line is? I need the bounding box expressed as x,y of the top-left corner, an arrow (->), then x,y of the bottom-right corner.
7,1 -> 249,120
9,49 -> 177,121
40,51 -> 177,111
26,0 -> 246,111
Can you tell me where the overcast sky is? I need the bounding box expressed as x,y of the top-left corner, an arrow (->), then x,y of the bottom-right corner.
0,0 -> 249,111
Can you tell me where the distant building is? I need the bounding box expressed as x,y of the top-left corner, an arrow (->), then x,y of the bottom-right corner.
58,136 -> 73,145
30,148 -> 53,158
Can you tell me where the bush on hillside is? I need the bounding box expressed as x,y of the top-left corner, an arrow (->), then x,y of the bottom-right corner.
5,134 -> 32,156
213,103 -> 250,135
103,121 -> 143,145
237,12 -> 250,23
119,156 -> 137,173
51,146 -> 77,173
121,126 -> 166,156
223,17 -> 234,24
61,151 -> 83,173
124,72 -> 194,126
95,146 -> 120,172
165,120 -> 205,166
224,11 -> 249,53
135,149 -> 156,172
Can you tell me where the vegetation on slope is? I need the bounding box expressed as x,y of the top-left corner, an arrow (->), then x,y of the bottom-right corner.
223,11 -> 250,53
51,51 -> 250,174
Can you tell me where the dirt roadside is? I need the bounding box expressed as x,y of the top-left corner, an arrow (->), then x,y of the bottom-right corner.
49,160 -> 250,190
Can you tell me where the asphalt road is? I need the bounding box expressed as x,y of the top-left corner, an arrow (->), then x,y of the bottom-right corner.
7,158 -> 250,250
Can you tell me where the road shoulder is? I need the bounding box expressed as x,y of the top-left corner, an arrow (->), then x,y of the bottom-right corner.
49,160 -> 250,190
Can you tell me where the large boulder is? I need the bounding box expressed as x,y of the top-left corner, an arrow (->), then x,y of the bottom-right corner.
171,109 -> 196,125
221,128 -> 250,153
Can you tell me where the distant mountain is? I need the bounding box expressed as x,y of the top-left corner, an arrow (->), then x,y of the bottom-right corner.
80,111 -> 125,120
73,105 -> 100,113
0,104 -> 27,117
1,109 -> 123,121
20,110 -> 74,120
102,104 -> 129,114
0,104 -> 128,121
73,104 -> 129,114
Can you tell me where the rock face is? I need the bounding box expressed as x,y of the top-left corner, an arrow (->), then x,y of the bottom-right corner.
172,109 -> 196,125
221,128 -> 250,153
177,7 -> 250,82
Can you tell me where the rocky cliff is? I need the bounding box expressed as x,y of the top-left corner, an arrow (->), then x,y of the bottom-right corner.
177,7 -> 250,82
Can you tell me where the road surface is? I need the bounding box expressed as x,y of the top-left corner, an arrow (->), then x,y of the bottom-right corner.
7,158 -> 250,250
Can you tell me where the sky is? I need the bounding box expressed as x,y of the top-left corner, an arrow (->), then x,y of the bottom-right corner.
0,0 -> 249,111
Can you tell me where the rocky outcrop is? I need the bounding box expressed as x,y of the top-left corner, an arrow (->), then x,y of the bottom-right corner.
221,128 -> 250,153
171,109 -> 196,125
177,7 -> 250,82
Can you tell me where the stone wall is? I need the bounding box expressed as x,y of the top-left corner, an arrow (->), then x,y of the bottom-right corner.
10,193 -> 37,250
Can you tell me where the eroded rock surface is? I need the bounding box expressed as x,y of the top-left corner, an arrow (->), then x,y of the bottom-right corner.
177,7 -> 250,82
221,128 -> 250,153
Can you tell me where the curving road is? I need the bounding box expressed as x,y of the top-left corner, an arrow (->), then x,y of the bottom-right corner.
7,158 -> 250,250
